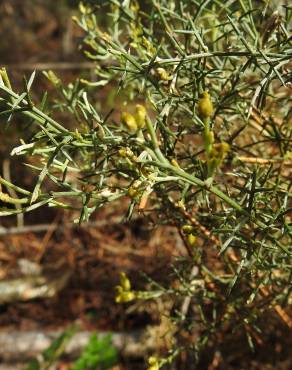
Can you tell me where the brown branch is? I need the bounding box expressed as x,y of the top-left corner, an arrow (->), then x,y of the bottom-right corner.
238,156 -> 291,166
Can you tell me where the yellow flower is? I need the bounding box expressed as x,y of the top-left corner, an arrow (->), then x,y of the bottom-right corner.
207,142 -> 230,175
115,272 -> 136,303
79,2 -> 91,14
128,186 -> 139,199
147,356 -> 160,370
141,36 -> 156,55
209,142 -> 230,162
171,159 -> 180,168
187,233 -> 197,246
127,180 -> 144,200
121,112 -> 138,133
156,67 -> 172,81
197,91 -> 214,120
182,224 -> 194,234
118,147 -> 135,159
130,0 -> 140,13
135,104 -> 147,129
115,288 -> 136,303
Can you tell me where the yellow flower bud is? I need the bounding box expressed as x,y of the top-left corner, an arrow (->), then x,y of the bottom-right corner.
177,200 -> 186,209
74,129 -> 83,141
0,68 -> 12,89
121,112 -> 138,133
187,233 -> 197,246
171,159 -> 180,168
182,225 -> 194,234
135,104 -> 147,129
127,180 -> 143,200
130,0 -> 140,13
120,272 -> 131,291
219,142 -> 230,154
101,32 -> 112,42
118,147 -> 134,158
156,67 -> 172,81
118,148 -> 127,157
141,36 -> 156,54
115,289 -> 136,303
147,356 -> 160,370
197,91 -> 214,120
45,70 -> 61,87
79,2 -> 91,14
128,187 -> 138,199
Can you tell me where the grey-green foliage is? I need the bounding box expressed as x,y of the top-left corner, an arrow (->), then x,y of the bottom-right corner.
0,0 -> 291,366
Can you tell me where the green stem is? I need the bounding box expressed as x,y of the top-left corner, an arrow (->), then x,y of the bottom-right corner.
141,51 -> 290,67
145,117 -> 169,165
0,192 -> 29,205
163,162 -> 247,214
0,176 -> 31,195
0,84 -> 69,133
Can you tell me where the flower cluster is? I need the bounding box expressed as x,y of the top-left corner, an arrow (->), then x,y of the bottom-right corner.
115,272 -> 136,304
207,142 -> 230,176
197,91 -> 214,122
197,91 -> 230,176
121,104 -> 147,133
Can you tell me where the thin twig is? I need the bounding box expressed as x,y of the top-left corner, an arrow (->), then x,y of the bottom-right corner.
3,160 -> 24,227
237,156 -> 291,166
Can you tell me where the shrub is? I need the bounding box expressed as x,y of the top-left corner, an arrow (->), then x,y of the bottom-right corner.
0,0 -> 291,368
